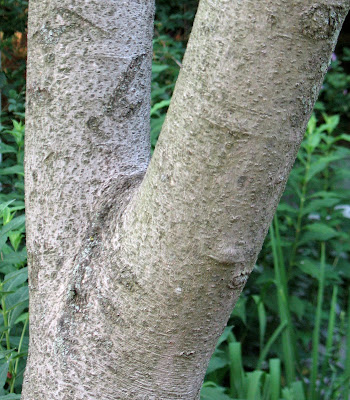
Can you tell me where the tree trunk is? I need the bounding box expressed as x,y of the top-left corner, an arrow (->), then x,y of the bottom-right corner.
23,1 -> 349,399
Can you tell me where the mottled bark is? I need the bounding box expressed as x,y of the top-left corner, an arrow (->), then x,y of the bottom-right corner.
23,1 -> 349,399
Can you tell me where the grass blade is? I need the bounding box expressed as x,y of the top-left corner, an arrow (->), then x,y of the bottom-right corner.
321,285 -> 338,379
229,342 -> 245,398
343,287 -> 350,400
269,358 -> 281,400
257,321 -> 287,369
309,242 -> 326,400
270,217 -> 296,385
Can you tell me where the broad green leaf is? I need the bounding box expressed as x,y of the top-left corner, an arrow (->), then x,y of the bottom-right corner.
321,114 -> 340,133
297,259 -> 340,282
299,223 -> 340,243
152,64 -> 169,74
216,326 -> 234,347
200,386 -> 232,400
0,201 -> 15,218
297,259 -> 321,279
306,155 -> 345,182
0,350 -> 15,360
206,349 -> 229,374
289,296 -> 305,320
231,296 -> 247,325
0,395 -> 22,400
0,248 -> 27,268
9,336 -> 29,349
306,131 -> 321,151
0,361 -> 9,389
8,231 -> 23,251
0,165 -> 24,176
9,301 -> 28,328
0,215 -> 25,238
277,203 -> 298,214
5,286 -> 29,310
302,198 -> 340,216
307,114 -> 317,134
0,143 -> 16,154
3,267 -> 28,291
14,312 -> 28,325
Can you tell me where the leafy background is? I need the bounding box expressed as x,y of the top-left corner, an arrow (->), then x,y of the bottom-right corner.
1,0 -> 350,398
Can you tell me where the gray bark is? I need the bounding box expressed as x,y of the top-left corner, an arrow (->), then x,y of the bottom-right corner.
23,0 -> 349,399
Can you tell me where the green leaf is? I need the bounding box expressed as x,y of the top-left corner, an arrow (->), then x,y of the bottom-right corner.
253,295 -> 266,352
200,386 -> 232,400
0,350 -> 15,360
307,114 -> 317,134
269,359 -> 281,400
0,201 -> 15,217
290,381 -> 306,400
302,223 -> 340,242
152,64 -> 169,74
8,231 -> 23,251
216,326 -> 234,347
0,361 -> 9,389
150,99 -> 171,116
246,371 -> 263,400
5,286 -> 29,310
3,267 -> 28,291
297,259 -> 320,279
0,395 -> 22,400
302,198 -> 340,216
231,296 -> 247,325
333,133 -> 350,143
0,215 -> 25,239
321,114 -> 340,133
206,349 -> 229,374
14,312 -> 28,325
0,143 -> 16,154
306,155 -> 345,182
277,203 -> 298,214
9,336 -> 28,349
0,248 -> 27,268
0,165 -> 24,176
289,296 -> 305,320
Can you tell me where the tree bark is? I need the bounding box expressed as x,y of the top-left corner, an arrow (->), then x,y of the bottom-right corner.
23,1 -> 349,399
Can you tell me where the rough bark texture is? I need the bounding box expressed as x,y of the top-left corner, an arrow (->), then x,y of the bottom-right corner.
23,1 -> 349,399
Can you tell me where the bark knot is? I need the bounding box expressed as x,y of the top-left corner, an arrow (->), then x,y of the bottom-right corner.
300,5 -> 346,40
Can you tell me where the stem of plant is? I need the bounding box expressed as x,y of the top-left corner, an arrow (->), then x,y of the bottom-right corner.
290,149 -> 312,268
309,242 -> 326,400
10,314 -> 29,393
270,218 -> 296,385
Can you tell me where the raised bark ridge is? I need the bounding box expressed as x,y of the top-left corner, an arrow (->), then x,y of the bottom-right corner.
23,1 -> 349,399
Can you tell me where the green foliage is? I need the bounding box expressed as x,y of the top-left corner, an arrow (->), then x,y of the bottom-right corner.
0,117 -> 27,397
316,50 -> 350,119
0,0 -> 27,123
0,0 -> 27,39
